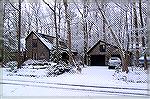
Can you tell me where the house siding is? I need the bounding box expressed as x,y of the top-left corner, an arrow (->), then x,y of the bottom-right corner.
25,32 -> 76,62
87,41 -> 120,66
26,33 -> 50,61
26,33 -> 33,59
37,39 -> 50,60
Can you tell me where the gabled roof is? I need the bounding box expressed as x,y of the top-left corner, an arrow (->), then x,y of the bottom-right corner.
26,31 -> 78,53
26,31 -> 53,50
36,33 -> 53,50
87,40 -> 118,54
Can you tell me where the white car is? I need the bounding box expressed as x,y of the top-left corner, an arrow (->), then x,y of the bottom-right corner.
108,57 -> 121,69
139,56 -> 150,67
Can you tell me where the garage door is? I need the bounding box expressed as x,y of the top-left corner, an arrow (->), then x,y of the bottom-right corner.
90,55 -> 105,66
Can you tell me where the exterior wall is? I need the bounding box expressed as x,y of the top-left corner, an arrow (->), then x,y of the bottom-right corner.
26,33 -> 50,61
87,41 -> 120,65
37,39 -> 50,61
26,33 -> 33,59
26,32 -> 71,61
88,42 -> 107,56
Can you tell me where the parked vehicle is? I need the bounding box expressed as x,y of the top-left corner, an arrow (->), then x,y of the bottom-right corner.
139,56 -> 150,67
108,57 -> 121,69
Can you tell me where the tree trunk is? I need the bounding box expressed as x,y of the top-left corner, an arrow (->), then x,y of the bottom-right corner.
122,51 -> 129,73
83,0 -> 88,65
133,1 -> 139,67
58,2 -> 61,38
54,1 -> 59,64
17,0 -> 21,69
130,1 -> 134,50
95,0 -> 129,73
122,9 -> 130,72
139,0 -> 148,70
63,0 -> 72,64
42,0 -> 59,64
102,2 -> 106,41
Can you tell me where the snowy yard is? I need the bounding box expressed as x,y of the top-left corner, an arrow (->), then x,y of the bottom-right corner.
0,62 -> 149,97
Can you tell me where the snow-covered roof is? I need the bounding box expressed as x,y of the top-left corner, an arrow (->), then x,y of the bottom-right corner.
36,33 -> 53,50
62,48 -> 77,53
26,32 -> 77,53
25,32 -> 53,50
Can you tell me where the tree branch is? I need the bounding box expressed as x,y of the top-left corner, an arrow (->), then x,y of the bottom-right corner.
95,0 -> 123,52
7,0 -> 19,11
113,2 -> 128,12
21,0 -> 25,3
73,0 -> 83,16
42,0 -> 55,12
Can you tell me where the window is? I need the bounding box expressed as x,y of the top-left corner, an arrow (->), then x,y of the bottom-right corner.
33,53 -> 37,60
40,53 -> 45,59
32,42 -> 37,48
99,44 -> 106,52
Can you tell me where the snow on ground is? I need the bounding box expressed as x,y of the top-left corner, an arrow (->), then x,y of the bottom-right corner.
0,62 -> 149,96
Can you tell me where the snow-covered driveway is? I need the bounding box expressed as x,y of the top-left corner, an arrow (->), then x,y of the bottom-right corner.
0,66 -> 149,96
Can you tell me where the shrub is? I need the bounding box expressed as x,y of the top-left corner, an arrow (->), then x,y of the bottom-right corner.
6,61 -> 18,72
46,60 -> 72,77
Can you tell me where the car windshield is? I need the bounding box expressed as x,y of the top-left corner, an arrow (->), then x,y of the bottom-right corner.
139,56 -> 150,61
111,57 -> 119,60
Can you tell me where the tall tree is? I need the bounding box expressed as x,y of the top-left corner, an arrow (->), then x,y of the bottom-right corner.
133,1 -> 139,67
42,0 -> 59,64
95,0 -> 129,73
7,0 -> 23,68
83,0 -> 88,65
63,0 -> 72,64
17,0 -> 21,68
73,0 -> 89,65
101,0 -> 106,42
139,0 -> 148,70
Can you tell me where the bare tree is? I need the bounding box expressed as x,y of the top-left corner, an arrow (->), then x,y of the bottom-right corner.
63,0 -> 72,64
95,0 -> 129,73
133,1 -> 140,67
73,0 -> 89,65
29,3 -> 41,33
7,0 -> 23,68
101,0 -> 106,42
139,0 -> 148,70
42,0 -> 59,64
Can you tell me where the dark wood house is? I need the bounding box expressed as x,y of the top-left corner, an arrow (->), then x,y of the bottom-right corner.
87,40 -> 121,66
26,31 -> 77,61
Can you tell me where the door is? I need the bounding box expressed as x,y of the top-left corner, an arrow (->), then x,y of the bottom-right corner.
90,55 -> 105,66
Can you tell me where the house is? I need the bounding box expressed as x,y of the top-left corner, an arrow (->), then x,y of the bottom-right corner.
87,40 -> 121,66
25,31 -> 77,61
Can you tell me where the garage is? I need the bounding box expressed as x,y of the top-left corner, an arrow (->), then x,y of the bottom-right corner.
90,55 -> 105,66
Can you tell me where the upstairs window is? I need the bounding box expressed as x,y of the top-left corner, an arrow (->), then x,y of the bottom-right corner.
99,44 -> 106,52
32,42 -> 37,48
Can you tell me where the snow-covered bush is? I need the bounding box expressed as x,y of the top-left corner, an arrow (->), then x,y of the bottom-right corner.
6,61 -> 18,72
113,67 -> 148,83
46,60 -> 72,77
49,47 -> 62,63
22,59 -> 51,69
